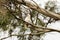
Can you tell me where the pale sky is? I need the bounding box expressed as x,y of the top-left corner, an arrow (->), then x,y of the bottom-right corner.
35,0 -> 60,40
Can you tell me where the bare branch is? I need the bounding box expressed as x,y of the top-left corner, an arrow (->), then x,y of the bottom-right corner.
0,32 -> 44,40
9,11 -> 60,32
16,0 -> 60,20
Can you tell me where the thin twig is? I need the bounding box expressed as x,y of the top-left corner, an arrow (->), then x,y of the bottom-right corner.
16,0 -> 60,20
10,12 -> 60,32
0,32 -> 44,40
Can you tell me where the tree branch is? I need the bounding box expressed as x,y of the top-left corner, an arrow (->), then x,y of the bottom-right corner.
10,12 -> 60,32
0,32 -> 45,40
16,0 -> 60,20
